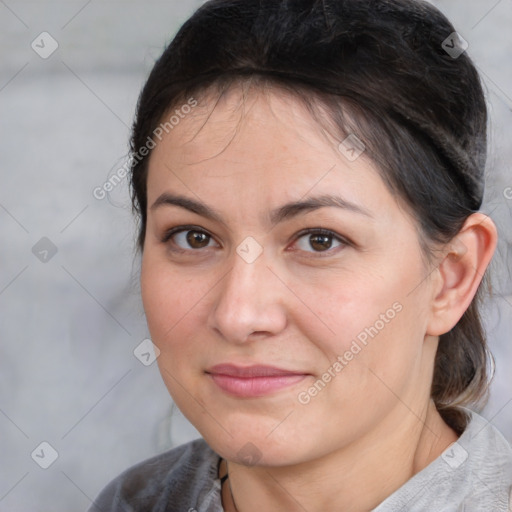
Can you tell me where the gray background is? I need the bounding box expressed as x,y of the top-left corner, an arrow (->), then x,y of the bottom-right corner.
0,1 -> 510,510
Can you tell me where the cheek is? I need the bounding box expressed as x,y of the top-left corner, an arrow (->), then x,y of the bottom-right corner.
141,254 -> 195,348
322,248 -> 427,342
294,269 -> 402,355
140,252 -> 219,371
140,256 -> 207,406
302,256 -> 430,394
315,299 -> 429,425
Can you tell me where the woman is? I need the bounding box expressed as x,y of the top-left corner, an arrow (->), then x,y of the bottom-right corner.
89,0 -> 512,510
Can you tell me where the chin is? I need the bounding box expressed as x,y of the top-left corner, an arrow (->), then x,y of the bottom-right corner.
207,435 -> 298,467
194,416 -> 316,467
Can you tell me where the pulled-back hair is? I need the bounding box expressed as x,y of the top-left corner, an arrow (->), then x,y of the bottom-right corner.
129,0 -> 492,433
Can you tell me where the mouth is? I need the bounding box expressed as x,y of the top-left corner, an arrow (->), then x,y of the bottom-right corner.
205,364 -> 310,398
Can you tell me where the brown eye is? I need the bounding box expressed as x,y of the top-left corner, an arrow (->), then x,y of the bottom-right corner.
294,229 -> 347,254
162,227 -> 217,251
186,231 -> 210,249
309,234 -> 334,251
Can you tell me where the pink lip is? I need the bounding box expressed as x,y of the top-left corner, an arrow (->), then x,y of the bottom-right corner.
206,364 -> 309,398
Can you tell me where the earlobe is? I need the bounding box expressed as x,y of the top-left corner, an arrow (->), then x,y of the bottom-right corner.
426,213 -> 497,336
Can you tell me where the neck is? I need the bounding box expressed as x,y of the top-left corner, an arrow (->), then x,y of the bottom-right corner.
221,401 -> 458,512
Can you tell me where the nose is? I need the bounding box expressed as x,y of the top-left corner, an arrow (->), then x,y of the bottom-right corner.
208,245 -> 288,344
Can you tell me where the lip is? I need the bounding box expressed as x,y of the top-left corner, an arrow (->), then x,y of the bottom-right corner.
206,364 -> 309,398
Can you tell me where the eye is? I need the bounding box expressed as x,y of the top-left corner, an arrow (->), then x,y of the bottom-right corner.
161,226 -> 349,255
162,226 -> 218,251
293,228 -> 348,254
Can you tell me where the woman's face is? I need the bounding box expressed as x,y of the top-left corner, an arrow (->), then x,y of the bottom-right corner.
141,86 -> 439,465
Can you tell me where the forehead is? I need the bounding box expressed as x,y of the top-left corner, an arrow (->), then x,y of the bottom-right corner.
145,83 -> 398,220
159,84 -> 343,164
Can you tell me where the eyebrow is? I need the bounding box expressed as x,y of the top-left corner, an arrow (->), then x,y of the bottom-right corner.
150,192 -> 373,226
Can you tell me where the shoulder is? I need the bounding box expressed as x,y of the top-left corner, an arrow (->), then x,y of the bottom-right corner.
87,438 -> 222,512
459,411 -> 512,501
375,410 -> 512,511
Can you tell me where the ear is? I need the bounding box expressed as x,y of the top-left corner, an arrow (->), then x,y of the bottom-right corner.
426,213 -> 498,336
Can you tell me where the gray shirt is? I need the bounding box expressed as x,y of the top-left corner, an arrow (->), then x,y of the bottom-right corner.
88,411 -> 512,511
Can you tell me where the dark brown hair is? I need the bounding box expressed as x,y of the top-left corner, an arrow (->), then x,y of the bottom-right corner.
129,0 -> 492,433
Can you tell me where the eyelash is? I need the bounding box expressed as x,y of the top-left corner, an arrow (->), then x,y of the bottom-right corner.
161,225 -> 351,257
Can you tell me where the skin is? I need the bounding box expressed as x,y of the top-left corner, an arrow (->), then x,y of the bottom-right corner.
140,82 -> 497,511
